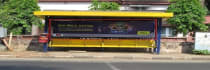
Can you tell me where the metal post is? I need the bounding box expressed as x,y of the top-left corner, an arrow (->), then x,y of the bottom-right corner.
43,17 -> 49,52
154,41 -> 157,53
156,18 -> 162,54
154,19 -> 158,53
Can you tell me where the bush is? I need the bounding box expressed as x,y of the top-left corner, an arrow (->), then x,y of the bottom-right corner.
193,50 -> 210,55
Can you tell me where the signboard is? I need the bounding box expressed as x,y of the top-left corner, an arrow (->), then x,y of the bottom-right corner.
52,20 -> 155,38
195,32 -> 210,51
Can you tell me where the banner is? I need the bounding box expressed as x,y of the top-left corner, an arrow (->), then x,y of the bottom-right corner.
52,20 -> 154,36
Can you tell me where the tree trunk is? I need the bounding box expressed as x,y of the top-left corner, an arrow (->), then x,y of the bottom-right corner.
201,0 -> 205,6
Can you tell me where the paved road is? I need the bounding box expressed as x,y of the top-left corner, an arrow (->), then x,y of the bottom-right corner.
0,59 -> 210,70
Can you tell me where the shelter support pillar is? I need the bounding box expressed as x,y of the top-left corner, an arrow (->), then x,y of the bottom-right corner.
156,18 -> 162,54
43,17 -> 49,52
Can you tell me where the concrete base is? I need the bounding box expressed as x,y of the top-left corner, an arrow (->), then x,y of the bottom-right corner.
161,42 -> 194,54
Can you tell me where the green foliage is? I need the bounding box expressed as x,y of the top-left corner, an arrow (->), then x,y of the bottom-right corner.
0,0 -> 41,34
89,0 -> 120,11
0,0 -> 7,8
193,50 -> 210,55
167,0 -> 208,35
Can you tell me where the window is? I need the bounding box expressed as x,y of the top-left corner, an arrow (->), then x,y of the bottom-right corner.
161,27 -> 176,37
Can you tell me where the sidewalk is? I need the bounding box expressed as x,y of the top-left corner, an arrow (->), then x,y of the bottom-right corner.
0,51 -> 210,61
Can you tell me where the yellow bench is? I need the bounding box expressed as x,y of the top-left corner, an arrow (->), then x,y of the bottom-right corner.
49,38 -> 155,48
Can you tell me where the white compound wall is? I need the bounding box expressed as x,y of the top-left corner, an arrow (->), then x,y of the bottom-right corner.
38,2 -> 168,11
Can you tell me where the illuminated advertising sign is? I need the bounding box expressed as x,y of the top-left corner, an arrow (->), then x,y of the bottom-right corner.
52,21 -> 155,38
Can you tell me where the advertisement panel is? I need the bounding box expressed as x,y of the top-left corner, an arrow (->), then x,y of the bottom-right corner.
52,20 -> 155,38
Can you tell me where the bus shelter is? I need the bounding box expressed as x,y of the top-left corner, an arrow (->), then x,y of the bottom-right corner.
34,11 -> 173,54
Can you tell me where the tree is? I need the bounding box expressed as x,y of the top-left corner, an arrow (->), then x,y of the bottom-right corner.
89,0 -> 120,11
167,0 -> 208,35
0,0 -> 41,34
0,0 -> 7,8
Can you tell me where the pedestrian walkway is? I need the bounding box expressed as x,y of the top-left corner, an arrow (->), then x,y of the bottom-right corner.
0,51 -> 210,61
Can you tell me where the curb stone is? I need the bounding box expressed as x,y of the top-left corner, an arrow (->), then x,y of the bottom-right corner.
113,56 -> 133,59
72,56 -> 94,58
0,55 -> 15,58
191,57 -> 210,60
93,56 -> 115,59
1,55 -> 210,61
173,57 -> 185,60
152,57 -> 173,60
52,56 -> 74,58
133,56 -> 152,60
1,52 -> 210,61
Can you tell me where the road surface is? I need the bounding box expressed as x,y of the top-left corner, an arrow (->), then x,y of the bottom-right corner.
0,58 -> 210,70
